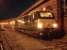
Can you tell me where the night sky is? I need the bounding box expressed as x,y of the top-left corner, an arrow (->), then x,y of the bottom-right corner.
0,0 -> 37,19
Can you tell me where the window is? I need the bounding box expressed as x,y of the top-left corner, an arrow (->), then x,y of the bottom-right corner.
40,12 -> 53,17
39,11 -> 54,19
64,0 -> 67,16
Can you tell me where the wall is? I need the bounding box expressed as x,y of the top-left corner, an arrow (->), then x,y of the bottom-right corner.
64,17 -> 67,33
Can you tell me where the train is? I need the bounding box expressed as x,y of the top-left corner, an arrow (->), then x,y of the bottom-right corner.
15,10 -> 64,40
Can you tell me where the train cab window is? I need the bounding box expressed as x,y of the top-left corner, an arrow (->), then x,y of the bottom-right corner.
38,11 -> 54,19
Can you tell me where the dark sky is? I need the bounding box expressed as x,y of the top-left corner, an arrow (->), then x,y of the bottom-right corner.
0,0 -> 37,19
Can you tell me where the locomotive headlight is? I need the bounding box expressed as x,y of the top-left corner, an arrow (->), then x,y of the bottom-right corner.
53,23 -> 58,28
37,22 -> 43,29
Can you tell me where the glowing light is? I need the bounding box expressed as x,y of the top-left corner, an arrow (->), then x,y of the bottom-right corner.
37,22 -> 43,29
0,23 -> 8,25
42,8 -> 46,11
10,21 -> 15,25
53,23 -> 58,28
17,20 -> 25,24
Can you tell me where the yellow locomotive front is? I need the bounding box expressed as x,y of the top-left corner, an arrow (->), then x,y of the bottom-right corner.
31,11 -> 62,39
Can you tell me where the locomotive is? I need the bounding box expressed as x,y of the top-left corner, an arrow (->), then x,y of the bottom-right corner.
15,10 -> 64,40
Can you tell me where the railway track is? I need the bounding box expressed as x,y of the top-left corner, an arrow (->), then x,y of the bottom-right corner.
0,31 -> 12,50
